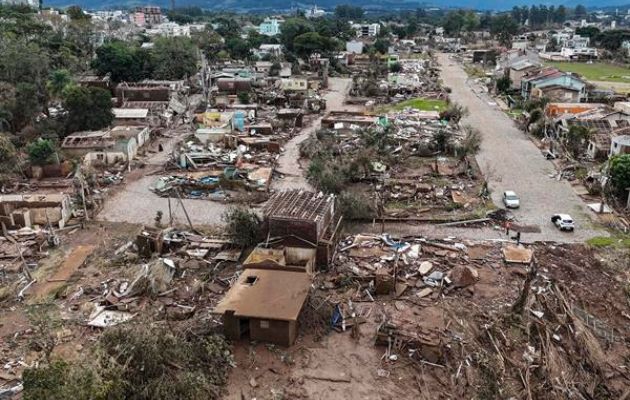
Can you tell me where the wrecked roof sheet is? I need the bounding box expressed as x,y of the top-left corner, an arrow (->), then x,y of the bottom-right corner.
264,190 -> 334,222
213,268 -> 310,321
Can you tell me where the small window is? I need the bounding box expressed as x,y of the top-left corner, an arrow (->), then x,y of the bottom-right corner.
260,320 -> 270,329
244,276 -> 258,285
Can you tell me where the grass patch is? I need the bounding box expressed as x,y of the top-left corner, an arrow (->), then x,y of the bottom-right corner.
586,235 -> 630,249
544,61 -> 630,83
377,98 -> 448,113
463,64 -> 486,78
507,109 -> 524,118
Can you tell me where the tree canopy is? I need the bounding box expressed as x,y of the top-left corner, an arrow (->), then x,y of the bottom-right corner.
63,86 -> 113,133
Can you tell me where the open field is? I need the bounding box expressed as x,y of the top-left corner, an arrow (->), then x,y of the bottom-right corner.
544,61 -> 630,83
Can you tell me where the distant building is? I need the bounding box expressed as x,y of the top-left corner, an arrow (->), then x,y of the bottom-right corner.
259,18 -> 283,36
253,44 -> 283,59
305,5 -> 326,19
1,0 -> 38,8
132,6 -> 162,27
353,23 -> 380,37
346,40 -> 364,54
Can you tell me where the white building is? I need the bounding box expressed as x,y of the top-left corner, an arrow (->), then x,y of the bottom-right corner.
253,44 -> 283,59
1,0 -> 38,7
259,18 -> 283,36
353,23 -> 380,37
610,135 -> 630,157
305,5 -> 326,19
346,40 -> 364,54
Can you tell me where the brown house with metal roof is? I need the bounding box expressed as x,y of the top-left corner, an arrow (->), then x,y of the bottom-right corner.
213,268 -> 310,346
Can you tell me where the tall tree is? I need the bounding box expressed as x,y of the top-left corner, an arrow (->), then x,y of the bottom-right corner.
63,86 -> 113,133
491,15 -> 518,47
574,4 -> 587,19
92,41 -> 147,82
150,37 -> 198,80
279,18 -> 313,51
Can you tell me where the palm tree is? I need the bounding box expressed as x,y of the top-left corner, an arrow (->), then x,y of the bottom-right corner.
46,69 -> 73,100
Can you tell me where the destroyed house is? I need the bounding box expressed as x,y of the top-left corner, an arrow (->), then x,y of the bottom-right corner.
62,130 -> 137,165
243,246 -> 317,274
115,83 -> 170,102
321,111 -> 376,130
77,74 -> 112,91
263,191 -> 341,268
112,108 -> 150,126
216,78 -> 252,94
0,193 -> 72,229
213,268 -> 310,346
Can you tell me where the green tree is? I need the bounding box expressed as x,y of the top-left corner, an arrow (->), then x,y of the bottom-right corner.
237,92 -> 250,104
373,38 -> 390,54
609,154 -> 630,201
293,32 -> 338,57
0,134 -> 18,171
225,36 -> 251,60
280,18 -> 313,51
496,75 -> 511,93
442,10 -> 466,35
63,86 -> 113,133
389,62 -> 402,73
574,4 -> 587,19
491,14 -> 518,47
269,62 -> 281,76
47,69 -> 73,99
27,138 -> 57,166
92,41 -> 147,82
13,82 -> 41,130
192,28 -> 224,60
222,207 -> 261,248
575,26 -> 600,38
151,37 -> 198,80
334,4 -> 364,19
65,5 -> 90,20
565,125 -> 590,158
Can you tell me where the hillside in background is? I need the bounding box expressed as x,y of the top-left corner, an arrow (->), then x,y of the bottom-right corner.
41,0 -> 630,11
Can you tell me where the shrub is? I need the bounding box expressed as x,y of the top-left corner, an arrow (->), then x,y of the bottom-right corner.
440,103 -> 468,123
27,138 -> 57,166
237,91 -> 250,104
338,192 -> 375,220
222,207 -> 261,248
22,325 -> 233,400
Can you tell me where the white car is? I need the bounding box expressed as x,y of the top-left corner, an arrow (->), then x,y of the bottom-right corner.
502,191 -> 520,209
551,214 -> 575,231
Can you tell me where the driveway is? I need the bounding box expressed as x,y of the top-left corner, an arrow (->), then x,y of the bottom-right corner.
436,53 -> 604,242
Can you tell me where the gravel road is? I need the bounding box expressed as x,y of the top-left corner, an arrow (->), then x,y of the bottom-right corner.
272,77 -> 358,191
99,78 -> 358,226
435,53 -> 605,242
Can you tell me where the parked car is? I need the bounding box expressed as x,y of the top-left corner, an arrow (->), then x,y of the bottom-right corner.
551,214 -> 575,231
502,191 -> 520,209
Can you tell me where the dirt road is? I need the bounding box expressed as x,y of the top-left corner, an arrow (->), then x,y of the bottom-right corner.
272,77 -> 359,191
437,53 -> 605,242
99,78 -> 357,226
